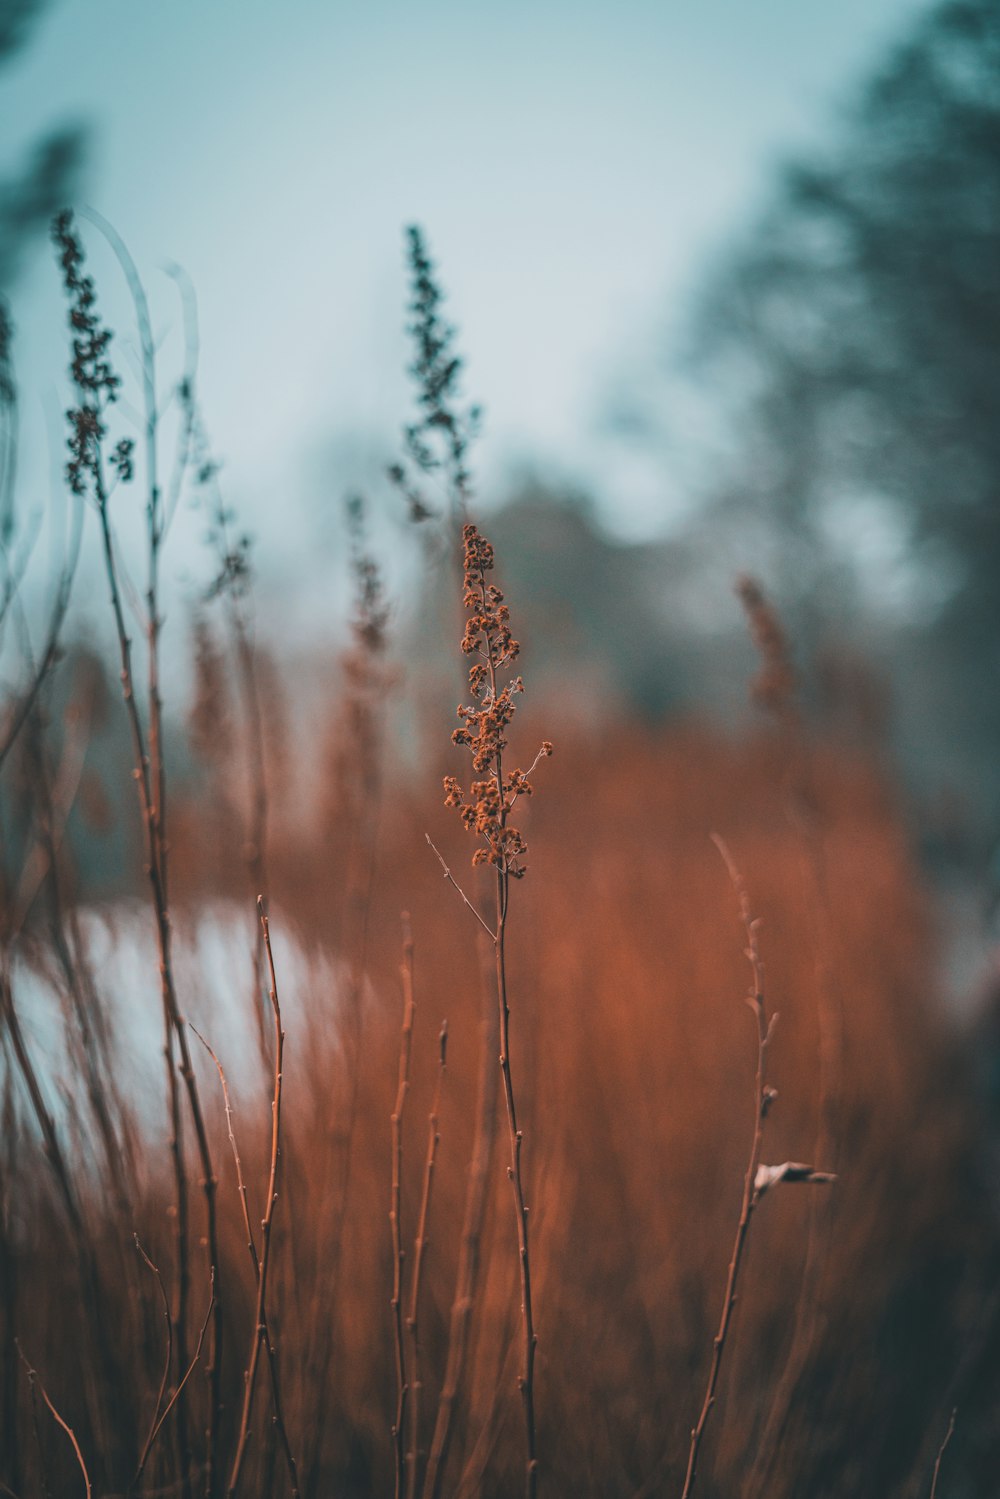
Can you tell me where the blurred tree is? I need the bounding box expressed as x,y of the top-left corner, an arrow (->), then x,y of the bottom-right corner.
0,0 -> 84,290
0,0 -> 85,539
676,0 -> 1000,852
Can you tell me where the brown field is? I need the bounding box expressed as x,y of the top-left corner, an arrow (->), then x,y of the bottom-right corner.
1,216 -> 998,1499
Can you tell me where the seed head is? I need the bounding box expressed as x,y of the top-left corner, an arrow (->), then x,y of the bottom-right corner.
52,210 -> 124,498
443,523 -> 550,879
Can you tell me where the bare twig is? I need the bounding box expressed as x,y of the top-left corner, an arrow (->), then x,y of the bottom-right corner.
191,1026 -> 259,1272
679,836 -> 833,1499
227,900 -> 300,1498
391,915 -> 417,1499
422,962 -> 498,1499
406,1019 -> 447,1499
928,1408 -> 957,1499
736,576 -> 845,1499
425,836 -> 494,941
494,867 -> 538,1499
15,1342 -> 91,1499
132,1235 -> 173,1488
131,1284 -> 216,1496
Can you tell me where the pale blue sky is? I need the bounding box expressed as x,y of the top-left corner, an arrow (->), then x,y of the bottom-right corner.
3,0 -> 929,588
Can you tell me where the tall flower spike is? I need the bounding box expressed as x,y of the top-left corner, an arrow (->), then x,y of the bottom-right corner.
389,226 -> 481,528
443,523 -> 552,879
51,211 -> 131,498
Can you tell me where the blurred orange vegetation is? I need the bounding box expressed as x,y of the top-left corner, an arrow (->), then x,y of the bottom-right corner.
4,676 -> 993,1497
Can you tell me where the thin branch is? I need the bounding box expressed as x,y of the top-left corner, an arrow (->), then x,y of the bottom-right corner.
475,553 -> 538,1499
191,1026 -> 259,1272
425,835 -> 494,941
132,1235 -> 173,1488
15,1342 -> 91,1499
227,899 -> 300,1498
391,914 -> 417,1499
406,1018 -> 447,1499
131,1284 -> 216,1496
929,1408 -> 957,1499
680,835 -> 773,1499
422,962 -> 498,1499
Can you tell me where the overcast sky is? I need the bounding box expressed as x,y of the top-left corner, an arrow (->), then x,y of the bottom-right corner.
3,0 -> 930,585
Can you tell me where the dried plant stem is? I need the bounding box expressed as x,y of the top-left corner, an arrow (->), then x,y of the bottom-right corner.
131,1286 -> 216,1497
736,578 -> 844,1499
494,875 -> 538,1499
24,1334 -> 53,1499
680,837 -> 775,1499
432,522 -> 548,1499
405,1019 -> 447,1499
190,1028 -> 259,1269
16,1342 -> 91,1499
475,546 -> 538,1499
425,836 -> 494,940
391,917 -> 417,1499
192,1022 -> 300,1495
93,460 -> 208,1487
234,618 -> 272,1066
193,410 -> 272,1067
131,1236 -> 173,1488
131,1271 -> 215,1493
422,961 -> 499,1499
928,1408 -> 957,1499
227,901 -> 299,1499
93,449 -> 225,1475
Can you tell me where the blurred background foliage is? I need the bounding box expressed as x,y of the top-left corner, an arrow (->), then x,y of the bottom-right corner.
2,0 -> 1000,933
0,0 -> 82,292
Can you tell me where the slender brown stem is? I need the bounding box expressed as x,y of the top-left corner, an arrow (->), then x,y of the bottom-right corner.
132,1236 -> 173,1488
431,533 -> 542,1499
425,836 -> 494,940
422,961 -> 498,1499
191,1028 -> 260,1273
391,916 -> 417,1499
736,579 -> 844,1499
227,900 -> 299,1498
16,1342 -> 91,1499
132,1286 -> 216,1497
928,1408 -> 957,1499
229,602 -> 272,1069
476,558 -> 538,1499
406,1020 -> 447,1499
192,1020 -> 299,1495
680,837 -> 773,1499
494,877 -> 538,1499
93,447 -> 203,1496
